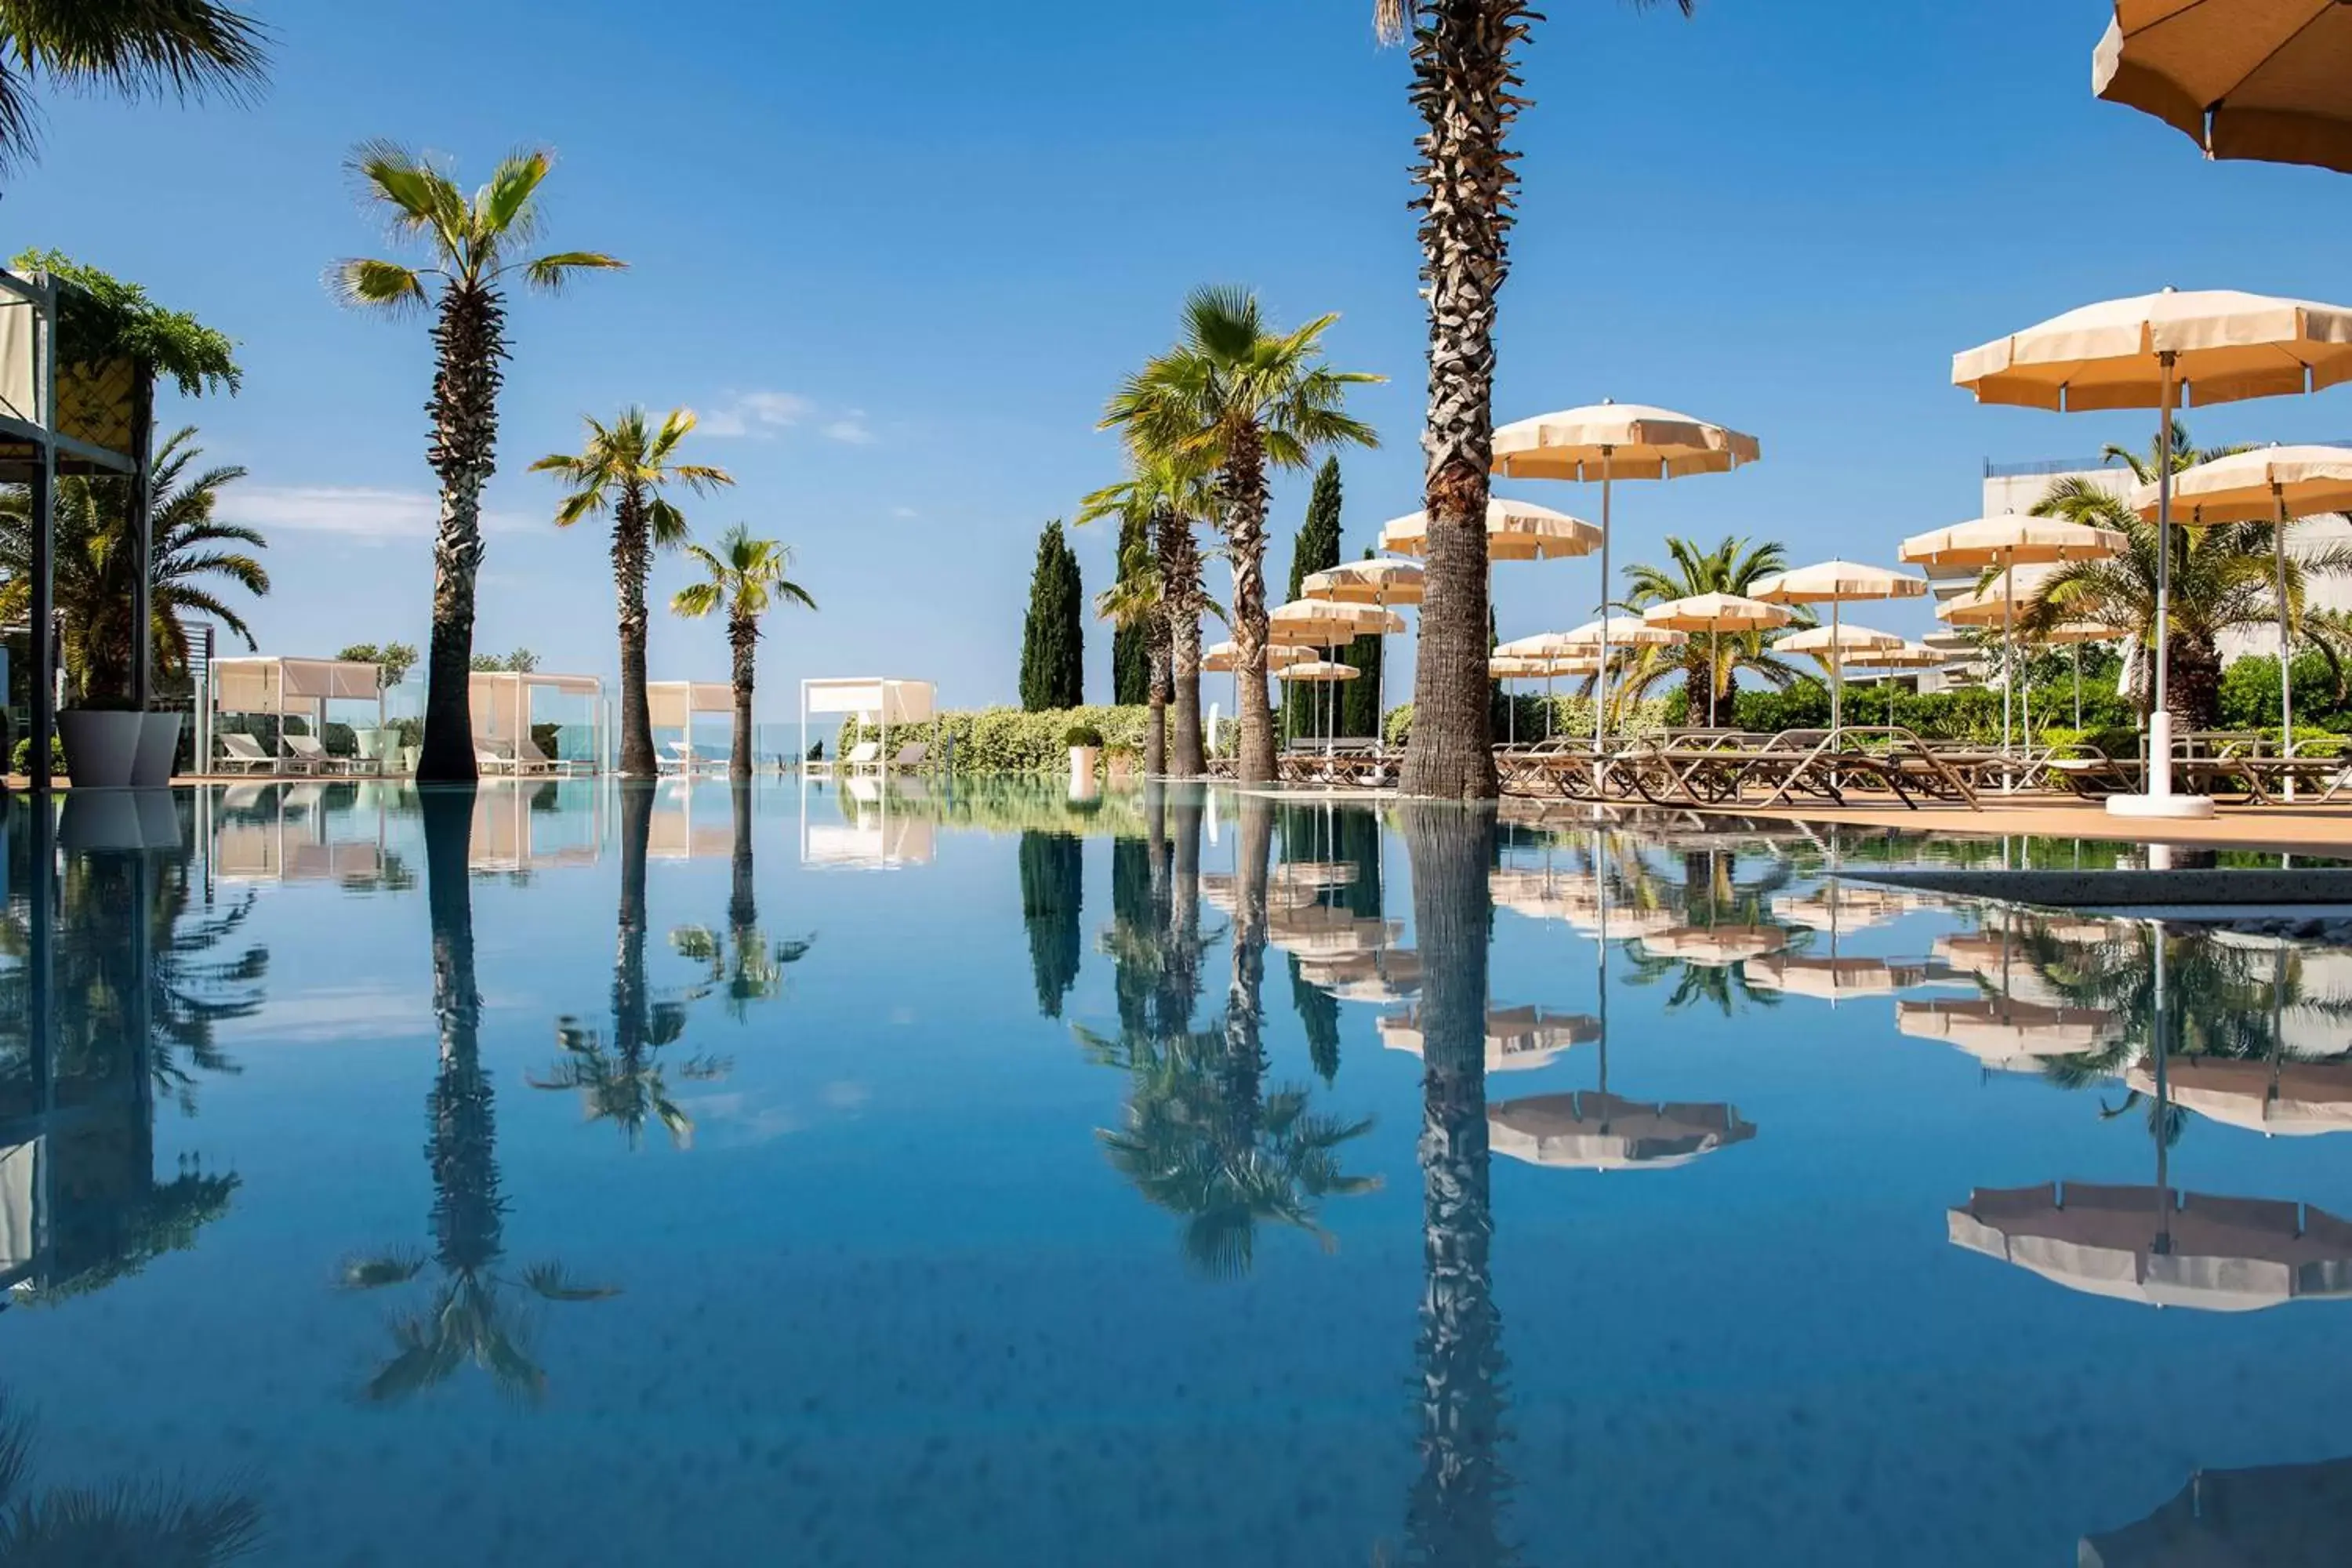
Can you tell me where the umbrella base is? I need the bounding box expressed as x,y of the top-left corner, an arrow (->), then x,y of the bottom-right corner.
2106,792 -> 2216,821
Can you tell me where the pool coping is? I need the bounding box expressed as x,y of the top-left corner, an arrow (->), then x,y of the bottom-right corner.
1843,867 -> 2352,909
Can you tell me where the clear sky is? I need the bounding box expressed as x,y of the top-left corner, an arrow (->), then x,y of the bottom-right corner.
13,1 -> 2352,720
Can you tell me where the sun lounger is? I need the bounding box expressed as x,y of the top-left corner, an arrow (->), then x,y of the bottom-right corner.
281,733 -> 347,775
475,742 -> 517,776
216,732 -> 275,775
513,736 -> 568,776
888,742 -> 927,771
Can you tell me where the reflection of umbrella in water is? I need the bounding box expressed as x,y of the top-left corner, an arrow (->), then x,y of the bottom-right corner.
1743,953 -> 1935,1002
1898,997 -> 2120,1073
2079,1455 -> 2352,1568
1489,1092 -> 1756,1172
1378,1004 -> 1599,1075
1769,884 -> 1915,932
1266,906 -> 1400,958
1198,872 -> 1323,914
1298,949 -> 1422,1004
2124,1056 -> 2352,1138
1635,924 -> 1788,967
1489,869 -> 1682,937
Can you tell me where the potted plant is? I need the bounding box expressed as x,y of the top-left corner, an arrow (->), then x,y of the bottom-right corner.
1065,722 -> 1105,799
392,717 -> 424,775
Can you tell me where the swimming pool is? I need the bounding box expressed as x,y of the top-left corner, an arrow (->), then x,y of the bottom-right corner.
4,778 -> 2349,1565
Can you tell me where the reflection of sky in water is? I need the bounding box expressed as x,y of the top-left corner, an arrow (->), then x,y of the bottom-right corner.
4,782 -> 2352,1563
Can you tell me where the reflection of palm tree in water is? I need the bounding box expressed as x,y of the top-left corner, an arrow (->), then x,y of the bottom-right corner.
671,782 -> 814,1022
1086,789 -> 1375,1277
341,789 -> 615,1403
0,1387 -> 260,1563
535,783 -> 726,1149
1396,805 -> 1516,1568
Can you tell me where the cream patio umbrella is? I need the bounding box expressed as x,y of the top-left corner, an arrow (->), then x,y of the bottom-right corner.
1753,561 -> 1929,734
1639,593 -> 1791,728
1488,1091 -> 1758,1172
2132,445 -> 2352,764
1205,640 -> 1311,753
1377,497 -> 1602,561
1904,517 -> 2122,763
1551,618 -> 1687,739
2034,619 -> 2125,735
2094,1 -> 2352,176
1269,601 -> 1399,756
1773,622 -> 1906,731
1489,651 -> 1598,745
1635,924 -> 1788,967
1276,659 -> 1361,757
1898,998 -> 2121,1074
1954,286 -> 2352,818
1302,557 -> 1425,744
1842,641 -> 1950,728
1491,401 -> 1762,758
1298,948 -> 1424,1004
1377,1004 -> 1601,1075
2122,1055 -> 2352,1138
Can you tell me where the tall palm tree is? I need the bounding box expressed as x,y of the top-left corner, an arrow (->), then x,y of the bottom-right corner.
333,143 -> 624,782
0,0 -> 267,185
1080,452 -> 1218,775
0,426 -> 267,703
534,408 -> 732,778
1103,288 -> 1380,782
672,783 -> 815,1024
340,789 -> 616,1403
671,521 -> 815,779
1619,533 -> 1808,723
1376,0 -> 1694,800
2026,479 -> 2352,729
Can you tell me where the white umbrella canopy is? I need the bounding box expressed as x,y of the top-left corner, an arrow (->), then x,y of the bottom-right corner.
1301,558 -> 1427,605
1775,622 -> 1904,658
2078,1455 -> 2352,1568
2096,2 -> 2352,176
1948,1180 -> 2352,1312
1276,660 -> 1361,684
1490,654 -> 1596,679
1559,616 -> 1687,651
1753,560 -> 1928,731
2123,1056 -> 2352,1138
1742,953 -> 1933,1001
1898,998 -> 2122,1070
1488,1091 -> 1759,1172
1203,641 -> 1312,673
1639,591 -> 1790,632
1635,924 -> 1789,967
1378,498 -> 1601,562
1269,600 -> 1403,648
1378,1004 -> 1602,1075
1298,948 -> 1424,1004
1846,641 -> 1951,670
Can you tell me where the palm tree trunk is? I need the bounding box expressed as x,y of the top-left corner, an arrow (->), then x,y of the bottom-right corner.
1166,785 -> 1205,1023
1158,509 -> 1205,775
613,782 -> 654,1136
1225,436 -> 1276,785
614,490 -> 658,779
418,285 -> 506,783
1145,618 -> 1171,778
728,779 -> 756,935
728,612 -> 757,781
1397,5 -> 1519,802
420,784 -> 499,1271
2170,633 -> 2223,731
1224,794 -> 1273,1135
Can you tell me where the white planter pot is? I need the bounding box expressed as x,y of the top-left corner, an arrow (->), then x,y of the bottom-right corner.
131,712 -> 183,786
1069,746 -> 1101,799
399,746 -> 422,775
57,710 -> 143,789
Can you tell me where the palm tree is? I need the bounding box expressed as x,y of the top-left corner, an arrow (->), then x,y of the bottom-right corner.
2026,477 -> 2352,729
333,143 -> 624,782
0,426 -> 267,703
0,0 -> 267,186
533,408 -> 732,778
672,784 -> 814,1024
1620,534 -> 1808,723
671,522 -> 816,779
1103,288 -> 1380,783
1375,0 -> 1693,801
340,789 -> 617,1403
0,1388 -> 261,1562
1080,452 -> 1217,775
1093,532 -> 1168,774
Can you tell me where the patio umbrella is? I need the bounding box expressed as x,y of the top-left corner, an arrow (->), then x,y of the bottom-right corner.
1276,659 -> 1362,757
1898,997 -> 2122,1073
1904,516 -> 2122,765
1953,286 -> 2352,818
1270,602 -> 1399,756
1491,401 -> 1761,760
2034,619 -> 2124,734
1842,641 -> 1949,728
2094,0 -> 2352,175
1774,623 -> 1906,729
2123,1055 -> 2352,1138
1378,497 -> 1602,562
1753,560 -> 1928,733
1490,651 -> 1598,743
1205,640 -> 1312,753
1489,1091 -> 1757,1171
1741,953 -> 1932,1003
2133,445 -> 2352,767
1298,948 -> 1424,1004
1635,924 -> 1788,966
1639,592 -> 1791,728
1378,1004 -> 1602,1075
2079,1456 -> 2352,1567
1553,616 -> 1687,725
1302,558 -> 1425,745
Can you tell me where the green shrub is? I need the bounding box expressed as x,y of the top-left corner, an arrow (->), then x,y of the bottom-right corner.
1063,723 -> 1105,749
844,705 -> 1150,774
11,736 -> 66,775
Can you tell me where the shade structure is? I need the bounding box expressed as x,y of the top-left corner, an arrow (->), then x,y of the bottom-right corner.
1377,496 -> 1602,561
1775,622 -> 1904,659
801,677 -> 936,776
1203,641 -> 1312,674
1769,884 -> 1917,931
1948,1180 -> 2352,1312
1935,583 -> 2020,629
1275,660 -> 1360,683
1905,517 -> 2122,763
1489,655 -> 1594,680
1635,924 -> 1788,967
1378,1004 -> 1601,1075
1265,907 -> 1400,959
1301,557 -> 1426,605
1849,641 -> 1950,670
1742,953 -> 1929,1002
2123,1056 -> 2352,1138
1898,998 -> 2122,1072
1754,560 -> 1929,731
2136,444 -> 2352,763
1558,616 -> 1687,652
1196,871 -> 1327,916
1488,1091 -> 1758,1172
212,655 -> 390,773
1490,400 -> 1760,760
1269,599 -> 1402,648
2078,1456 -> 2352,1568
647,681 -> 732,769
1955,289 -> 2352,815
1638,592 -> 1791,727
468,670 -> 604,769
2095,2 -> 2352,176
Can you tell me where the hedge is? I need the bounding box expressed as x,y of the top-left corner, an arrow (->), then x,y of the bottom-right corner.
841,705 -> 1151,774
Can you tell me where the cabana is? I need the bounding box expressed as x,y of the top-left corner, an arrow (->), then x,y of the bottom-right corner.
470,670 -> 605,775
212,655 -> 387,774
799,677 -> 937,771
648,681 -> 734,771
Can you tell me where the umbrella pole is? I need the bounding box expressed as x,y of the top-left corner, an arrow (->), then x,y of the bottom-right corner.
2152,354 -> 2179,800
2002,554 -> 2016,795
2277,487 -> 2295,796
2073,644 -> 2082,735
1831,598 -> 1843,735
1595,450 -> 1613,782
1708,621 -> 1718,728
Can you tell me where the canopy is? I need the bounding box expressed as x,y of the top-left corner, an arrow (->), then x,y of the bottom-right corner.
1269,600 -> 1402,648
2133,443 -> 2352,523
648,681 -> 733,729
1953,288 -> 2352,412
1490,654 -> 1595,679
2123,1056 -> 2352,1138
470,670 -> 602,749
1640,592 -> 1790,633
1297,949 -> 1423,1004
213,656 -> 383,713
1899,998 -> 2121,1069
1848,641 -> 1954,670
1488,1091 -> 1758,1171
1559,616 -> 1686,650
1377,1005 -> 1601,1074
1490,402 -> 1762,482
2079,1456 -> 2352,1568
1301,558 -> 1425,604
2095,2 -> 2352,176
1742,953 -> 1930,1000
1901,516 -> 2125,569
1753,559 -> 1928,604
1635,924 -> 1788,967
1276,660 -> 1360,683
1776,622 -> 1904,658
1204,641 -> 1311,674
1377,497 -> 1600,561
801,677 -> 934,724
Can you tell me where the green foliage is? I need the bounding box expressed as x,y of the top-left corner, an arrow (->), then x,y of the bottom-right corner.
846,705 -> 1149,772
2220,650 -> 2352,732
1064,723 -> 1105,749
338,641 -> 419,687
1109,510 -> 1150,706
10,735 -> 65,775
469,648 -> 538,673
1018,831 -> 1084,1018
1018,520 -> 1084,712
1283,458 -> 1345,740
13,249 -> 241,395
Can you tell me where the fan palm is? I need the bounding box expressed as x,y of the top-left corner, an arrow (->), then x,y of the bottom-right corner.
0,426 -> 266,704
1102,288 -> 1380,782
0,0 -> 267,185
1376,0 -> 1693,801
671,522 -> 815,779
1619,534 -> 1808,721
1080,452 -> 1218,775
333,143 -> 624,781
1093,534 -> 1169,774
534,408 -> 732,778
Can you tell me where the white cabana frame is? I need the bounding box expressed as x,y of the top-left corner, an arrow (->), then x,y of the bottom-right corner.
211,655 -> 387,774
648,680 -> 734,771
799,677 -> 937,771
469,670 -> 606,774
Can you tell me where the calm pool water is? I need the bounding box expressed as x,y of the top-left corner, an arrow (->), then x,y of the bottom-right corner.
5,778 -> 2352,1565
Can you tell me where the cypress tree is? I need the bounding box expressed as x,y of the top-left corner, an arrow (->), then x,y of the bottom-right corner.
1020,519 -> 1086,712
1111,513 -> 1149,706
1285,457 -> 1345,741
1054,522 -> 1086,708
1341,548 -> 1385,737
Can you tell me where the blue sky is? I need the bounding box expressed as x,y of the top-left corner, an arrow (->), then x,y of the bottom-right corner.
14,1 -> 2352,719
